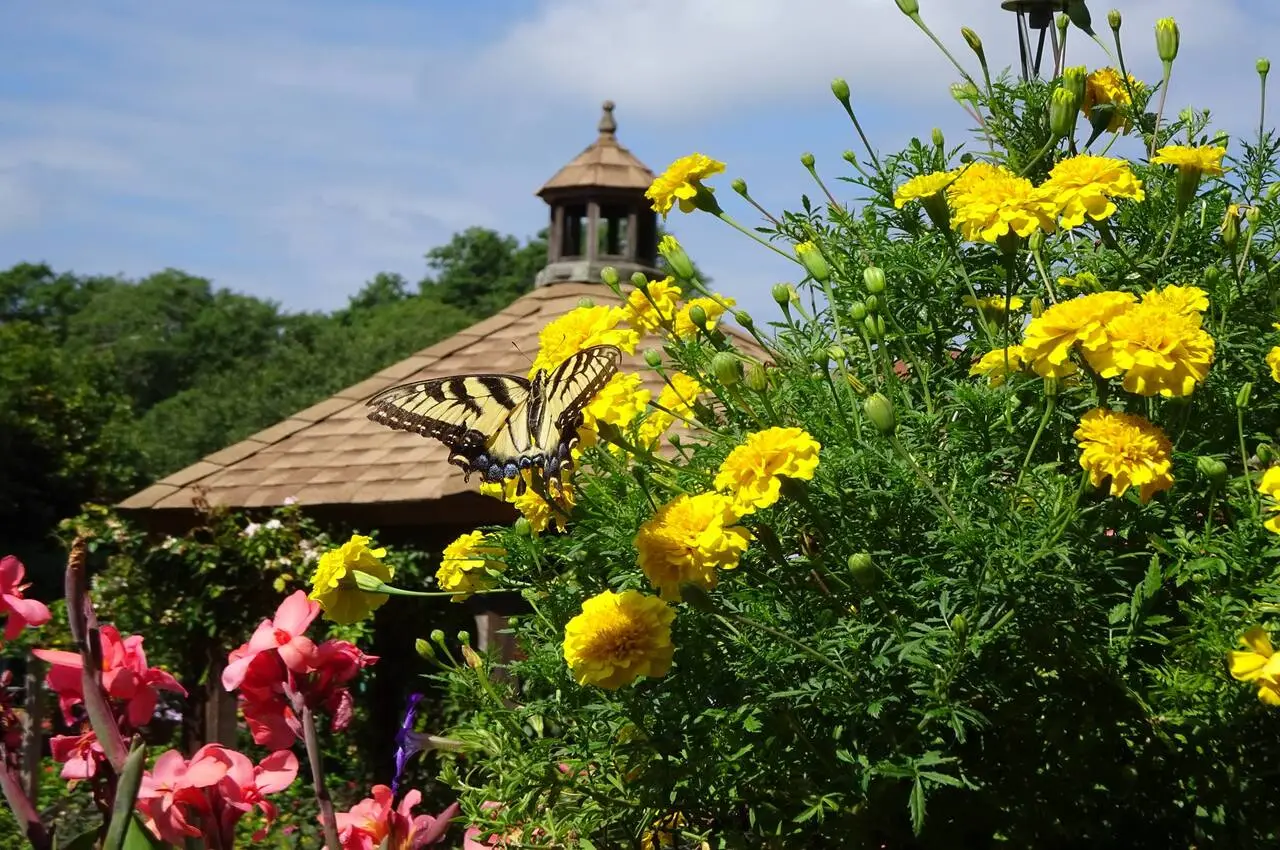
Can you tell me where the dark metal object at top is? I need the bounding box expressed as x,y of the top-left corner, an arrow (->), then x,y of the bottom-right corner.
1001,0 -> 1072,81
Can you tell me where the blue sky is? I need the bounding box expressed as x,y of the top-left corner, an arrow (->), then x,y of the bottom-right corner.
2,0 -> 1277,322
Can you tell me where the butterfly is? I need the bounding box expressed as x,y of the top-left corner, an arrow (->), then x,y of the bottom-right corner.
365,345 -> 621,495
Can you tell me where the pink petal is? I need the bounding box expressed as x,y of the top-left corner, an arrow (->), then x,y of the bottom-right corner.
278,636 -> 317,673
4,594 -> 50,628
253,750 -> 299,794
222,651 -> 260,691
125,689 -> 158,728
0,556 -> 22,590
412,802 -> 460,848
245,620 -> 284,654
32,649 -> 82,669
273,591 -> 320,636
144,669 -> 188,697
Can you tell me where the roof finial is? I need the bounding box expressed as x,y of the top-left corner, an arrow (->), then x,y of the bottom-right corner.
598,100 -> 617,138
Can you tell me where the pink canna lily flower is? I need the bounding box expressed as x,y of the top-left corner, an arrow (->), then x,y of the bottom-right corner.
333,785 -> 458,849
35,626 -> 187,728
136,749 -> 228,845
49,728 -> 105,781
199,745 -> 299,841
0,555 -> 51,639
222,591 -> 320,691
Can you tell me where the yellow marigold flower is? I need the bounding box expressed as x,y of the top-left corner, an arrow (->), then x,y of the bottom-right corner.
970,345 -> 1028,387
646,153 -> 725,217
1267,347 -> 1280,383
962,294 -> 1025,317
1142,283 -> 1208,316
1151,145 -> 1227,178
946,161 -> 1056,244
642,813 -> 707,850
1073,408 -> 1174,503
893,170 -> 959,208
481,472 -> 575,535
435,530 -> 506,602
713,427 -> 821,516
309,534 -> 393,624
531,305 -> 639,375
638,373 -> 707,447
1057,271 -> 1101,290
581,373 -> 651,435
1229,627 -> 1280,705
1258,466 -> 1280,535
635,492 -> 751,602
1020,291 -> 1137,378
1082,67 -> 1143,133
563,589 -> 674,689
1084,298 -> 1215,397
1036,154 -> 1145,229
672,296 -> 734,340
624,277 -> 683,335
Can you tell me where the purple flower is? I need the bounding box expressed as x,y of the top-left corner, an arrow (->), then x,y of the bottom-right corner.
392,692 -> 425,797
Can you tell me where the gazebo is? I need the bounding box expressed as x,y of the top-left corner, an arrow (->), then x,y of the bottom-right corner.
116,101 -> 761,759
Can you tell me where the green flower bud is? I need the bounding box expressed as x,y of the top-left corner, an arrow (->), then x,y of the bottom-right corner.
1050,87 -> 1077,138
577,297 -> 594,309
842,150 -> 858,166
643,348 -> 663,369
1237,382 -> 1254,410
894,0 -> 919,16
688,304 -> 708,330
864,392 -> 897,435
831,77 -> 851,103
1196,455 -> 1229,487
951,613 -> 967,640
959,151 -> 975,164
1212,131 -> 1230,149
828,345 -> 846,362
850,300 -> 868,321
680,582 -> 718,612
1259,444 -> 1278,466
414,638 -> 436,660
1107,8 -> 1122,32
800,151 -> 817,170
513,517 -> 532,537
1087,103 -> 1118,140
731,177 -> 748,197
795,241 -> 831,282
862,314 -> 882,340
932,127 -> 945,148
457,630 -> 471,645
1246,205 -> 1261,225
951,81 -> 980,104
1259,58 -> 1272,78
961,27 -> 984,59
658,234 -> 696,280
1056,13 -> 1069,38
865,294 -> 882,314
863,266 -> 887,294
600,266 -> 620,288
1155,17 -> 1179,65
1269,183 -> 1280,201
772,283 -> 793,306
631,271 -> 649,289
1221,205 -> 1241,250
734,310 -> 754,329
712,351 -> 743,387
1043,376 -> 1059,398
744,361 -> 769,392
430,629 -> 447,647
848,553 -> 877,589
1062,65 -> 1087,109
1031,297 -> 1045,318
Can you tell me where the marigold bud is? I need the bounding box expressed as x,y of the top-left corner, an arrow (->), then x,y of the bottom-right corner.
894,0 -> 918,15
842,150 -> 858,165
1050,87 -> 1077,138
863,266 -> 887,294
1259,58 -> 1272,78
828,345 -> 846,362
1062,65 -> 1087,109
795,241 -> 831,282
513,517 -> 531,537
734,310 -> 754,329
658,234 -> 696,280
461,645 -> 482,669
731,177 -> 748,196
1155,18 -> 1179,65
847,553 -> 877,588
850,300 -> 868,321
688,304 -> 708,330
865,294 -> 882,314
863,314 -> 885,340
1056,13 -> 1069,38
745,361 -> 769,391
932,127 -> 945,148
1221,205 -> 1241,250
643,348 -> 663,368
1259,444 -> 1278,466
864,392 -> 897,435
951,81 -> 979,104
1237,382 -> 1254,409
1196,455 -> 1229,487
1107,8 -> 1121,32
1031,296 -> 1045,318
712,351 -> 743,387
1212,131 -> 1229,149
600,266 -> 619,288
772,283 -> 793,306
1246,205 -> 1261,225
414,638 -> 436,660
430,629 -> 446,646
800,152 -> 816,170
961,27 -> 983,58
951,613 -> 967,640
831,77 -> 851,103
456,630 -> 471,646
577,297 -> 594,309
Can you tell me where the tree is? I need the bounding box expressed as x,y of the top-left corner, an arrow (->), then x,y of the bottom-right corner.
420,227 -> 548,315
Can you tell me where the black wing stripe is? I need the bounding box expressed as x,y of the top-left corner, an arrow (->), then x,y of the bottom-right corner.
479,376 -> 520,410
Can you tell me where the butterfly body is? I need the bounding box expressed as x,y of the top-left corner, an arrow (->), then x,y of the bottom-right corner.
365,345 -> 621,493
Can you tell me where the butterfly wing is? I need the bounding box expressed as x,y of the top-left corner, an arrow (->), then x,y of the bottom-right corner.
530,345 -> 622,485
366,374 -> 533,482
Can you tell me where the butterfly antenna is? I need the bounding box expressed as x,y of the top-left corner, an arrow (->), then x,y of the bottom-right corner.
511,342 -> 534,368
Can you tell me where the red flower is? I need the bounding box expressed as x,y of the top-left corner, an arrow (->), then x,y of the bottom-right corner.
49,727 -> 105,781
0,555 -> 51,638
202,745 -> 299,842
136,748 -> 228,845
35,626 -> 187,729
333,784 -> 458,850
222,591 -> 319,691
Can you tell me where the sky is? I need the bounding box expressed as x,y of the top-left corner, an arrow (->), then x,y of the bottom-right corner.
3,0 -> 1279,322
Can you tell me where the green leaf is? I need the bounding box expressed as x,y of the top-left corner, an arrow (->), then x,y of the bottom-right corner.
909,777 -> 927,835
122,816 -> 164,850
104,739 -> 148,850
55,827 -> 101,850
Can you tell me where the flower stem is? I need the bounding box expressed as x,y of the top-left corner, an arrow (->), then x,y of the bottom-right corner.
301,705 -> 342,850
1015,395 -> 1056,495
1150,63 -> 1174,157
1238,406 -> 1262,515
713,611 -> 858,686
715,212 -> 801,263
889,434 -> 964,529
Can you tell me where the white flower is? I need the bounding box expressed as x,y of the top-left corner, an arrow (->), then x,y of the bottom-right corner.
264,519 -> 283,531
242,522 -> 261,538
283,496 -> 298,506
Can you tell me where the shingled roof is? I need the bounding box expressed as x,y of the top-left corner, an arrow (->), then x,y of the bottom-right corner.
118,283 -> 764,527
537,101 -> 654,197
